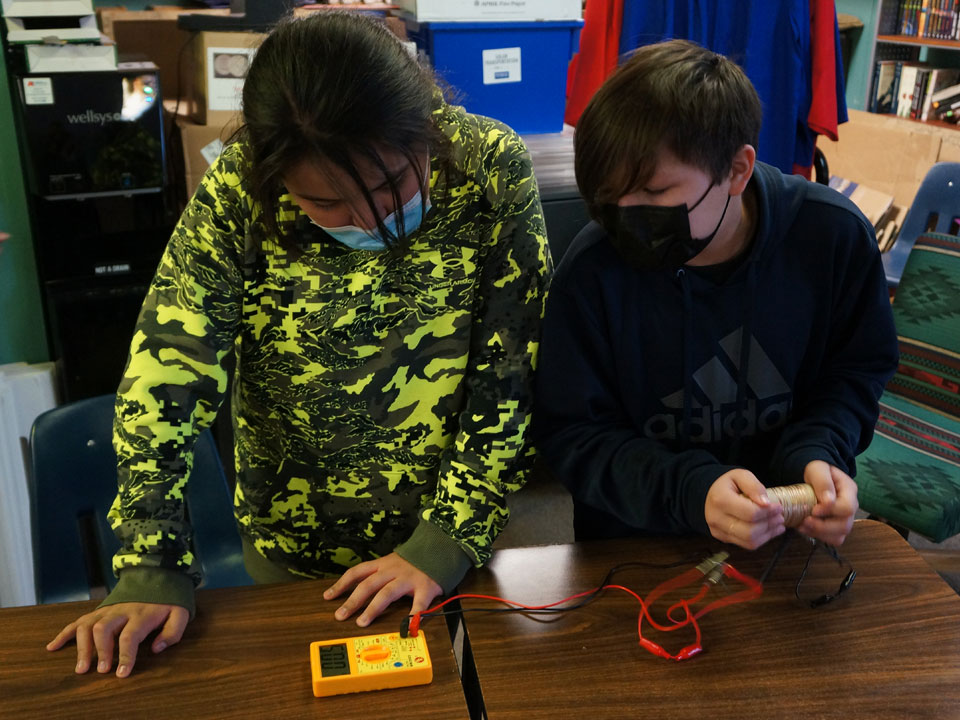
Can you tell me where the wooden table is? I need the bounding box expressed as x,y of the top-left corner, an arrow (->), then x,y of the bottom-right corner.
0,579 -> 468,719
456,520 -> 960,719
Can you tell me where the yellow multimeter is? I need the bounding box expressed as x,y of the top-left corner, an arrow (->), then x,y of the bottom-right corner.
309,631 -> 433,698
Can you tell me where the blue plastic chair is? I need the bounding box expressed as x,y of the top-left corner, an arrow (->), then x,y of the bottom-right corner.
30,394 -> 252,604
883,162 -> 960,287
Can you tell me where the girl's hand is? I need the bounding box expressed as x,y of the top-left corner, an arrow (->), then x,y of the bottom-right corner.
323,553 -> 442,627
47,602 -> 189,678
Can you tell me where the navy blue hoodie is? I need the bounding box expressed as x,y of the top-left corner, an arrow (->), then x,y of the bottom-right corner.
533,161 -> 899,539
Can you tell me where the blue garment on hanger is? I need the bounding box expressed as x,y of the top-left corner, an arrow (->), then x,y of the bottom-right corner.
618,0 -> 831,175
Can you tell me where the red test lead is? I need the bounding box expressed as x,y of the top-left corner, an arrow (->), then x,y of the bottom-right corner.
404,551 -> 763,662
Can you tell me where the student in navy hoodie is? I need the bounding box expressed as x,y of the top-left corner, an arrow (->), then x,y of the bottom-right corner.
534,39 -> 898,551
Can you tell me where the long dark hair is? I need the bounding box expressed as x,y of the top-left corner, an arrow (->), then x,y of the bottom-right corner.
238,12 -> 449,248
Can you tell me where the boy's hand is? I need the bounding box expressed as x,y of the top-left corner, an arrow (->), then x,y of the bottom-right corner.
798,461 -> 858,546
47,602 -> 189,678
706,468 -> 785,550
323,552 -> 442,628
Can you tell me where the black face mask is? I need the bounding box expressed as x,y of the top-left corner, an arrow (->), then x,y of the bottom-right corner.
599,182 -> 732,271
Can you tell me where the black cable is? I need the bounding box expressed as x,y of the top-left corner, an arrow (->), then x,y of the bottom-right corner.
164,33 -> 198,208
795,539 -> 857,608
404,551 -> 713,635
405,531 -> 851,639
758,529 -> 798,585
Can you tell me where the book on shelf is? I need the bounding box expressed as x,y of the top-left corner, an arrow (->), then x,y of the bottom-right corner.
934,97 -> 960,120
929,0 -> 946,38
880,0 -> 904,33
930,79 -> 960,120
896,63 -> 922,117
933,91 -> 960,107
868,55 -> 960,123
872,60 -> 901,113
910,68 -> 931,117
888,0 -> 960,40
921,68 -> 960,119
924,0 -> 956,38
900,0 -> 921,35
931,79 -> 960,102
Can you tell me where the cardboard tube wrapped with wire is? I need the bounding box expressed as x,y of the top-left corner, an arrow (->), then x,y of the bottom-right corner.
768,484 -> 818,527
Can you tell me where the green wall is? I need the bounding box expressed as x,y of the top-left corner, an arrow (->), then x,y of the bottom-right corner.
0,45 -> 47,364
837,0 -> 880,111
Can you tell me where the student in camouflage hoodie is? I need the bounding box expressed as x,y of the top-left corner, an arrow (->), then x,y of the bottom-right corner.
49,12 -> 551,678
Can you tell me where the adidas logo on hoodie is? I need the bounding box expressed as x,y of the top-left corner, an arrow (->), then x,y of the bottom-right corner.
643,328 -> 793,443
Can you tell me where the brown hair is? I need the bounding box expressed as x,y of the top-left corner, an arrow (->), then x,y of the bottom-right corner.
574,39 -> 762,218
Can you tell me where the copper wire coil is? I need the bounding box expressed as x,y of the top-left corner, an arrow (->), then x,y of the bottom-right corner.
768,484 -> 817,527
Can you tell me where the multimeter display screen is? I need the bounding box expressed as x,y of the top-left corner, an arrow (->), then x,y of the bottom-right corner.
319,643 -> 351,677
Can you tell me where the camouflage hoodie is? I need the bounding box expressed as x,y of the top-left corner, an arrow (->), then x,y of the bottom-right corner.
102,103 -> 551,615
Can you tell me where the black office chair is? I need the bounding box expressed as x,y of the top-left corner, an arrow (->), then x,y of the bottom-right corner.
30,394 -> 252,604
813,147 -> 830,186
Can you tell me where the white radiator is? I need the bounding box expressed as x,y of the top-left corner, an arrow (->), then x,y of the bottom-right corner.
0,362 -> 57,608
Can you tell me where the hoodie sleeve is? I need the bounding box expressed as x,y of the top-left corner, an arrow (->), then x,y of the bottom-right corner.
395,125 -> 552,589
99,146 -> 248,618
533,264 -> 735,536
767,219 -> 898,484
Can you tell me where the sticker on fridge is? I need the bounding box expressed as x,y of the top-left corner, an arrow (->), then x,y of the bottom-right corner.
22,77 -> 54,105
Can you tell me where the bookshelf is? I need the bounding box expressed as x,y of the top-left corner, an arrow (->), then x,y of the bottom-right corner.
877,33 -> 960,49
857,0 -> 960,127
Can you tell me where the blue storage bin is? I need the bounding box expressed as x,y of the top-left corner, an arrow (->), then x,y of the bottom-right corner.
405,19 -> 583,135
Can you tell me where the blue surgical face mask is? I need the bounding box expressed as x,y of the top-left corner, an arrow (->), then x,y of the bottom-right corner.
313,188 -> 431,252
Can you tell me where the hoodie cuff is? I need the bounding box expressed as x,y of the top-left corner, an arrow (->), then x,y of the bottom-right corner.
98,567 -> 196,620
779,446 -> 841,486
394,519 -> 474,594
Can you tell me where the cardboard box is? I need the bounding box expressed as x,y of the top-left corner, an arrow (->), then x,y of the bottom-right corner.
102,8 -> 409,126
820,109 -> 949,210
384,15 -> 407,41
395,0 -> 582,21
938,129 -> 960,163
187,15 -> 407,126
177,115 -> 241,199
191,30 -> 265,126
97,6 -> 227,40
99,7 -> 229,104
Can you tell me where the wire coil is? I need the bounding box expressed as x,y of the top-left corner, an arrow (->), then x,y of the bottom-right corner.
768,484 -> 817,527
